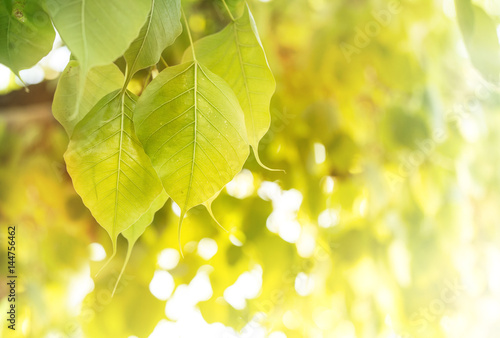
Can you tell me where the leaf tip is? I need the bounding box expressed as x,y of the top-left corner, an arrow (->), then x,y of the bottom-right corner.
178,211 -> 186,258
252,146 -> 285,173
94,236 -> 119,278
204,202 -> 228,233
94,249 -> 116,278
111,241 -> 134,298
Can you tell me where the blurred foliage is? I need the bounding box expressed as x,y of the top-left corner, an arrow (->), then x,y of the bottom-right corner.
2,0 -> 500,337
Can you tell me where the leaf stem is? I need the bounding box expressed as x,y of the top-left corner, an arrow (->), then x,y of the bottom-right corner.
181,9 -> 197,62
123,65 -> 131,92
160,56 -> 169,68
221,0 -> 235,21
139,67 -> 153,95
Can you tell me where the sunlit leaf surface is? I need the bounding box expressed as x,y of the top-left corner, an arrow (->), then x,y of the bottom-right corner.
2,0 -> 500,337
184,4 -> 275,169
45,0 -> 151,75
52,60 -> 124,136
134,61 -> 249,222
124,0 -> 182,80
64,90 -> 163,248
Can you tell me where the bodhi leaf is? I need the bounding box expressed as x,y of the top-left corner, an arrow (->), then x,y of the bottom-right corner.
183,4 -> 277,170
52,60 -> 124,136
45,0 -> 151,82
455,0 -> 500,83
0,0 -> 55,76
124,0 -> 182,82
108,189 -> 169,296
134,61 -> 249,240
64,89 -> 163,252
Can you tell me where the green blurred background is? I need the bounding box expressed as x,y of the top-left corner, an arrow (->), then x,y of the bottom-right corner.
1,0 -> 500,337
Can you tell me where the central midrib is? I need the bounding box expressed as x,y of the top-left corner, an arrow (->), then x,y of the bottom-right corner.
128,0 -> 155,78
113,92 -> 126,236
233,22 -> 256,144
184,63 -> 198,211
81,0 -> 87,62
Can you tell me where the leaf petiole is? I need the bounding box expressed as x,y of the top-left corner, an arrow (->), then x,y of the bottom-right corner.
221,0 -> 235,21
181,9 -> 197,62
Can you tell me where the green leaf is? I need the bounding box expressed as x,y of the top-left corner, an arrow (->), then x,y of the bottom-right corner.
109,189 -> 168,296
183,4 -> 277,170
64,89 -> 163,250
124,0 -> 182,81
45,0 -> 152,76
0,0 -> 55,75
134,61 -> 249,231
2,0 -> 12,13
52,60 -> 124,136
122,190 -> 168,245
455,0 -> 500,82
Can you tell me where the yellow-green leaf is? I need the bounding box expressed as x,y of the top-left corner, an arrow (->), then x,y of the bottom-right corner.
52,60 -> 124,136
134,61 -> 249,227
45,0 -> 151,77
124,0 -> 182,81
64,89 -> 163,249
122,190 -> 169,245
184,4 -> 276,169
0,0 -> 55,75
110,189 -> 169,296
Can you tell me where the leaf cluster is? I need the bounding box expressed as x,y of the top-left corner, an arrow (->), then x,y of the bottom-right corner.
0,0 -> 279,281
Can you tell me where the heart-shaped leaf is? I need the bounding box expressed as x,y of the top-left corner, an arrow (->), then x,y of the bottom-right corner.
134,61 -> 249,230
64,89 -> 163,250
184,4 -> 276,170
